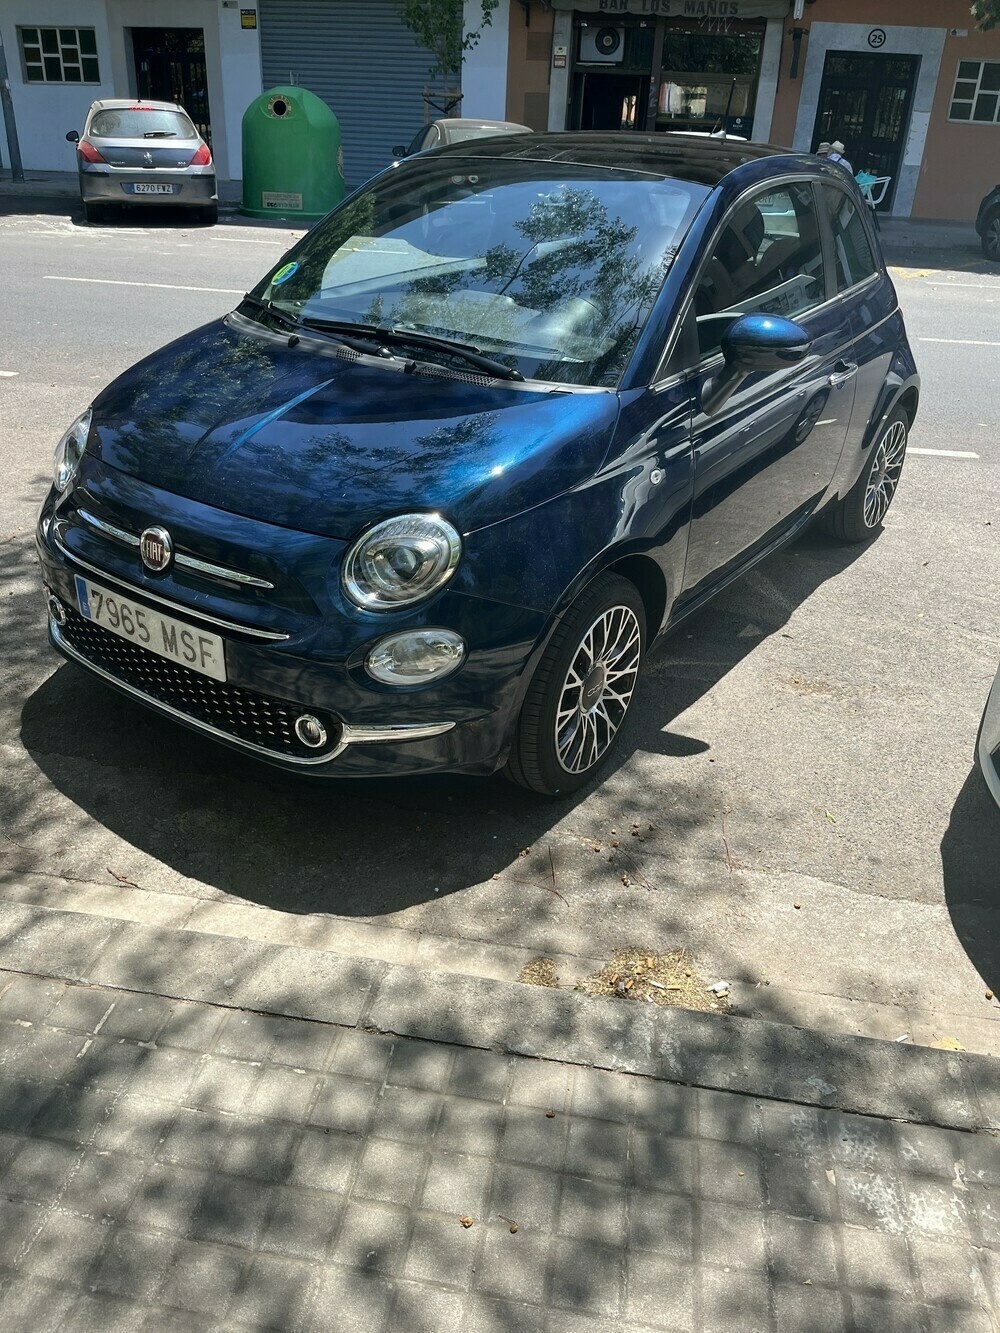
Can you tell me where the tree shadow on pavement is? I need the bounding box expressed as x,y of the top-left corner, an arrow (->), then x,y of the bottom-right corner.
942,764 -> 1000,999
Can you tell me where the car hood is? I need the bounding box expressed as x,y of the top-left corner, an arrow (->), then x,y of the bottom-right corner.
88,318 -> 619,538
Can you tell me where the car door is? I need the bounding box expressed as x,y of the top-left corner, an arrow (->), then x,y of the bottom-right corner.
676,179 -> 857,603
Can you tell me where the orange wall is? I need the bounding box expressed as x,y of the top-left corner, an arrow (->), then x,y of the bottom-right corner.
768,0 -> 1000,219
506,3 -> 554,129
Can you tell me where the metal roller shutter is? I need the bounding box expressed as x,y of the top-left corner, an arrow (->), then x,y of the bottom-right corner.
259,0 -> 448,189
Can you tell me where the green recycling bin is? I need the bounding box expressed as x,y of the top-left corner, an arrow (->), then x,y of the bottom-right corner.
241,86 -> 346,221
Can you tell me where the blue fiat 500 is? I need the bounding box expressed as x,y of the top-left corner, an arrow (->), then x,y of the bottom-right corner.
37,135 -> 919,795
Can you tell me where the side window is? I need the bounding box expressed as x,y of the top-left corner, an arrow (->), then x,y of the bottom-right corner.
821,185 -> 878,292
693,183 -> 827,360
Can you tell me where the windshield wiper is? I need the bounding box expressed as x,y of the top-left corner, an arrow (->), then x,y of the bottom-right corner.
144,131 -> 176,138
239,298 -> 395,359
299,319 -> 525,382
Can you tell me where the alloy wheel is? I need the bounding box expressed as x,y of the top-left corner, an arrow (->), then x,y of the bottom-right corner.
864,418 -> 907,529
987,215 -> 1000,262
554,604 -> 641,774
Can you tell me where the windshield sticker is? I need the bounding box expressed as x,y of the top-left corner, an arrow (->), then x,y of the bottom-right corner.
271,261 -> 299,286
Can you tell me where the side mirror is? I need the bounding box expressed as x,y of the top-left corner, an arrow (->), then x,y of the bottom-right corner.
702,313 -> 810,416
66,130 -> 80,143
391,145 -> 406,159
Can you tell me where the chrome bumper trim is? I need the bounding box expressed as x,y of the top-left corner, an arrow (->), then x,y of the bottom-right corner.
52,534 -> 290,641
77,508 -> 275,588
343,721 -> 456,744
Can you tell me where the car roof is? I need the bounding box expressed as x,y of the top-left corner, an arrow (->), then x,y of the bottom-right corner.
429,131 -> 801,188
87,99 -> 186,114
435,118 -> 532,131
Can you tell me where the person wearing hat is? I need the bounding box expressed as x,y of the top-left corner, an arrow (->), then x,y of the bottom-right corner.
816,141 -> 832,156
828,139 -> 854,174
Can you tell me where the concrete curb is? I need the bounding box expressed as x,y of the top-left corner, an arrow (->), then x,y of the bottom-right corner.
0,899 -> 996,1133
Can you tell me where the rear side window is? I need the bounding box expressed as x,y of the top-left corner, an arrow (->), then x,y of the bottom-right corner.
693,182 -> 827,359
821,185 -> 878,291
89,109 -> 196,139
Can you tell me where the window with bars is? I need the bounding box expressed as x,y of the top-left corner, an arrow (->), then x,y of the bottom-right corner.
949,59 -> 1000,124
19,27 -> 100,84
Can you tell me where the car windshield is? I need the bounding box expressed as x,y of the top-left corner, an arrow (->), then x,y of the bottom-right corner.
89,109 -> 196,139
446,124 -> 527,143
253,158 -> 707,386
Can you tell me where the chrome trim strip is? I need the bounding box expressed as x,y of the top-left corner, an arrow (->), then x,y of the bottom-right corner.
77,508 -> 275,588
343,721 -> 456,744
52,534 -> 291,642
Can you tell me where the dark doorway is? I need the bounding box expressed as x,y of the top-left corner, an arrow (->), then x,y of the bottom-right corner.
131,28 -> 211,144
812,51 -> 919,210
576,73 -> 647,131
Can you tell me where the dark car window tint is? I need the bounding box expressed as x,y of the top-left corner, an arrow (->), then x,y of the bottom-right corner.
90,108 -> 196,139
821,185 -> 878,292
405,129 -> 427,156
693,183 -> 826,360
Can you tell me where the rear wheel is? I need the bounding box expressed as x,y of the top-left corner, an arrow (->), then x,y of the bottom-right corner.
83,201 -> 107,225
823,408 -> 909,543
982,208 -> 1000,262
506,573 -> 645,796
198,204 -> 219,226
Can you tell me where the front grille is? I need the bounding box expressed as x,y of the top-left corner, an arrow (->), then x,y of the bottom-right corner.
60,606 -> 341,761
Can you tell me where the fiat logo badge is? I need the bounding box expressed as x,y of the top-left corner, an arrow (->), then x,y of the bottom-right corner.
140,526 -> 173,573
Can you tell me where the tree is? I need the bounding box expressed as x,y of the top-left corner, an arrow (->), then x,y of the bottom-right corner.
397,0 -> 500,80
971,1 -> 1000,30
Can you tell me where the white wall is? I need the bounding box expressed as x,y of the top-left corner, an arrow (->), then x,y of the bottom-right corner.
0,0 -> 115,172
217,1 -> 262,179
461,0 -> 510,120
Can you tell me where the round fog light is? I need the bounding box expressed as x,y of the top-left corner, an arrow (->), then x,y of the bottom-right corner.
366,629 -> 466,686
47,593 -> 67,627
294,714 -> 328,748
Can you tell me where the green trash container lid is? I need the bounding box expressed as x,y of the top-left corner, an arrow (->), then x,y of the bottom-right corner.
241,85 -> 346,221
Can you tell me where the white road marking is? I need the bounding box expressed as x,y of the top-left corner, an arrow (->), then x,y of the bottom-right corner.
918,336 -> 1000,346
44,275 -> 243,295
909,448 -> 980,458
925,281 -> 1000,288
0,371 -> 18,377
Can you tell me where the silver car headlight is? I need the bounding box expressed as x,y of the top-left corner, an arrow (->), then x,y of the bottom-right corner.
53,409 -> 92,493
343,513 -> 462,610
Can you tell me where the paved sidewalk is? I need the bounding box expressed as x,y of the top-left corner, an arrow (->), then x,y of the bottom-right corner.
1,967 -> 999,1332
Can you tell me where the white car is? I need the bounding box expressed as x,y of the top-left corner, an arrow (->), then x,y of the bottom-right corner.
392,118 -> 531,161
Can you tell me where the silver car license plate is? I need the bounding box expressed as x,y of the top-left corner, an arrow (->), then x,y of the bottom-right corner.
129,183 -> 177,195
74,575 -> 226,681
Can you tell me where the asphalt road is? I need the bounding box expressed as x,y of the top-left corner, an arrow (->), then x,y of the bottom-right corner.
2,206 -> 999,1047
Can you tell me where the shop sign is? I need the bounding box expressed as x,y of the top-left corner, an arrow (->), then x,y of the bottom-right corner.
868,27 -> 887,48
551,0 -> 789,15
240,8 -> 257,28
553,44 -> 568,67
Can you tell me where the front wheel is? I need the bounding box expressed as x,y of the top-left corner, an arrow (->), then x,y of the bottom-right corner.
982,208 -> 1000,262
506,573 -> 645,796
823,408 -> 909,543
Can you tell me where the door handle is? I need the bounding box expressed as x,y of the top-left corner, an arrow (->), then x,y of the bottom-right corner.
829,362 -> 858,388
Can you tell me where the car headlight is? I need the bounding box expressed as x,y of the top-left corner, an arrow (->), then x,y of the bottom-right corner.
366,629 -> 466,685
53,409 -> 92,493
343,513 -> 462,610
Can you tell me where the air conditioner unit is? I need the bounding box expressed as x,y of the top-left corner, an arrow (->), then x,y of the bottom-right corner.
580,26 -> 625,64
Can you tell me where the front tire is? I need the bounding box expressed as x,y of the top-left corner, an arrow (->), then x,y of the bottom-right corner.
506,573 -> 645,796
824,407 -> 909,543
982,208 -> 1000,263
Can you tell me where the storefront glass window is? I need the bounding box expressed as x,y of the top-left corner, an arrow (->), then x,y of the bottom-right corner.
657,28 -> 762,134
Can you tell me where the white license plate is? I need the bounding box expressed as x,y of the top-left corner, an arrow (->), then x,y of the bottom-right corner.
129,183 -> 177,195
74,576 -> 226,681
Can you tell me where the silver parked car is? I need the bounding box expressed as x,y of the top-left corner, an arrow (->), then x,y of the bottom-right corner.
67,99 -> 217,226
392,118 -> 531,161
980,664 -> 1000,809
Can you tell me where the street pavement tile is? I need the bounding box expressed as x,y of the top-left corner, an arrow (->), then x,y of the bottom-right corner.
158,1239 -> 248,1315
419,1149 -> 488,1216
402,1211 -> 478,1288
0,1024 -> 32,1074
354,1136 -> 428,1207
326,1030 -> 395,1083
498,1104 -> 567,1170
508,1059 -> 573,1112
563,1116 -> 628,1181
92,1225 -> 180,1301
764,1149 -> 838,1220
304,1265 -> 394,1333
758,1098 -> 829,1157
212,1011 -> 286,1062
185,1057 -> 260,1114
840,1223 -> 915,1294
258,1184 -> 342,1261
767,1213 -> 840,1286
120,1048 -> 203,1103
696,1139 -> 765,1206
92,1094 -> 175,1158
154,1001 -> 228,1053
64,1291 -> 149,1333
29,1084 -> 115,1145
155,1107 -> 232,1171
905,1177 -> 973,1241
385,1037 -> 454,1092
124,1163 -> 210,1236
632,1080 -> 698,1138
369,1084 -> 442,1145
699,1263 -> 770,1332
548,1235 -> 624,1316
71,1035 -> 148,1094
0,1196 -> 45,1267
556,1174 -> 627,1246
969,1184 -> 1000,1246
475,1226 -> 550,1303
624,1249 -> 695,1328
46,986 -> 119,1034
0,1277 -> 78,1331
244,1063 -> 319,1122
694,1087 -> 758,1146
333,1200 -> 411,1275
0,1129 -> 24,1172
909,1234 -> 992,1307
0,975 -> 66,1022
270,1017 -> 338,1072
446,1048 -> 511,1101
627,1186 -> 696,1260
836,1165 -> 910,1234
963,1132 -> 1000,1188
848,1293 -> 932,1333
140,1310 -> 207,1333
6,1027 -> 88,1083
773,1282 -> 849,1332
488,1160 -> 561,1232
630,1129 -> 695,1193
291,1126 -> 361,1193
218,1116 -> 302,1184
570,1066 -> 633,1124
698,1199 -> 767,1271
434,1093 -> 504,1156
2,1136 -> 83,1201
18,1209 -> 110,1284
896,1123 -> 972,1180
96,993 -> 175,1044
460,1295 -> 546,1332
225,1252 -> 316,1329
60,1149 -> 149,1221
309,1075 -> 380,1135
0,1077 -> 52,1133
826,1110 -> 899,1173
390,1280 -> 465,1333
188,1172 -> 275,1247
